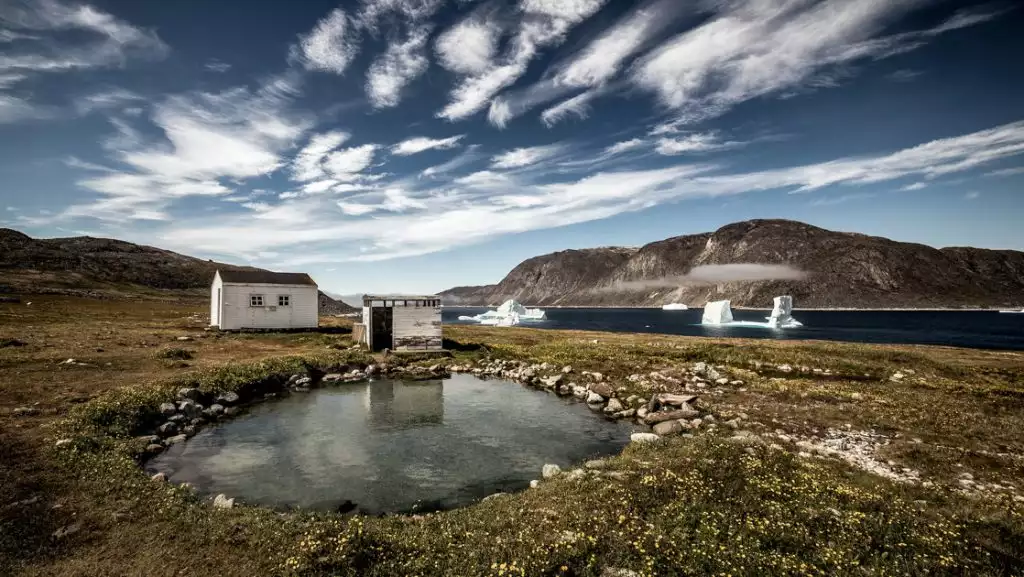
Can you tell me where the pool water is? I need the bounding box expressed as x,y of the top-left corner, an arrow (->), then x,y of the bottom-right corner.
146,374 -> 638,514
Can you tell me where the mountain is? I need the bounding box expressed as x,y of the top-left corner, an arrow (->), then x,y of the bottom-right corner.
440,220 -> 1024,309
0,228 -> 357,313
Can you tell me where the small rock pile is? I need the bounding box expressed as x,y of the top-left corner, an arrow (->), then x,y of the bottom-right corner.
788,428 -> 922,484
143,388 -> 243,453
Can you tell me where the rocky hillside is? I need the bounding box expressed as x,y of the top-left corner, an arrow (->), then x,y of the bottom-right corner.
0,228 -> 357,312
441,220 -> 1024,308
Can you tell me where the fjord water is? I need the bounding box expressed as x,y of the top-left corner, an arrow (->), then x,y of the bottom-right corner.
146,375 -> 636,514
445,308 -> 1024,350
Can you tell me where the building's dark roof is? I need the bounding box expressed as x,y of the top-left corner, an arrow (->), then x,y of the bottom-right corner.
216,270 -> 317,286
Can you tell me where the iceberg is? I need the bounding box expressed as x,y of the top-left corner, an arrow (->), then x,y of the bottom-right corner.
766,295 -> 803,328
662,303 -> 688,311
459,300 -> 545,326
701,300 -> 734,325
999,308 -> 1024,314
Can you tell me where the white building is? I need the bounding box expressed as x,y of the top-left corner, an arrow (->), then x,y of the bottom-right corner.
210,270 -> 319,330
360,295 -> 443,352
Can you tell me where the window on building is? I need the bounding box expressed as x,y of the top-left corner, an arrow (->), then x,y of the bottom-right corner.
250,295 -> 264,307
278,295 -> 290,307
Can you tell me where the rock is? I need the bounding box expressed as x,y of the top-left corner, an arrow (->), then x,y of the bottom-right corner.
572,385 -> 588,399
151,472 -> 167,482
730,431 -> 760,444
557,384 -> 573,396
589,382 -> 615,398
176,336 -> 193,342
52,523 -> 81,539
777,364 -> 793,373
643,406 -> 699,425
652,420 -> 685,436
213,494 -> 234,509
715,378 -> 730,385
584,459 -> 609,470
12,407 -> 39,416
168,413 -> 187,424
366,364 -> 379,375
208,403 -> 225,415
294,376 -> 312,387
224,407 -> 240,416
725,419 -> 741,429
601,568 -> 641,577
958,472 -> 974,481
603,398 -> 624,413
589,372 -> 604,382
529,480 -> 540,489
157,422 -> 178,436
177,387 -> 201,401
322,373 -> 342,383
178,400 -> 203,419
541,374 -> 564,388
145,444 -> 164,454
54,438 -> 72,448
135,435 -> 160,444
604,471 -> 629,481
214,392 -> 239,405
292,386 -> 310,393
614,409 -> 636,419
586,391 -> 605,405
182,425 -> 197,437
630,433 -> 661,444
482,493 -> 506,502
165,434 -> 187,446
159,402 -> 177,417
542,464 -> 562,479
636,407 -> 648,419
890,372 -> 905,382
562,365 -> 573,374
565,468 -> 586,481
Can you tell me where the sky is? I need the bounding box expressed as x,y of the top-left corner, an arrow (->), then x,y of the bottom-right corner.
1,0 -> 1022,295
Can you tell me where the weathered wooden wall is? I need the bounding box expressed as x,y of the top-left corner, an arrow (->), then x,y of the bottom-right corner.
391,305 -> 443,351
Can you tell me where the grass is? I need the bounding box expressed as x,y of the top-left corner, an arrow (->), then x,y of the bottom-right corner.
2,295 -> 1024,576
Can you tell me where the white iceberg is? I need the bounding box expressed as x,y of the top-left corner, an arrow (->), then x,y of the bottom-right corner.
701,300 -> 734,325
999,308 -> 1024,314
766,295 -> 803,328
458,300 -> 545,325
662,303 -> 688,311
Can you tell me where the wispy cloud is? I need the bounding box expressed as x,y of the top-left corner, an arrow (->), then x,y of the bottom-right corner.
293,7 -> 359,75
809,192 -> 877,207
986,167 -> 1024,178
888,69 -> 923,82
434,5 -> 503,75
630,0 -> 1000,126
437,0 -> 607,121
366,25 -> 431,108
655,132 -> 747,155
421,144 -> 482,177
392,135 -> 464,156
538,90 -> 597,127
491,144 -> 564,169
965,190 -> 980,200
73,88 -> 143,115
900,182 -> 927,191
204,60 -> 232,73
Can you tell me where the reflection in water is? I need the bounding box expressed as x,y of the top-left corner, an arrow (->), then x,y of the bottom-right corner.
146,374 -> 638,514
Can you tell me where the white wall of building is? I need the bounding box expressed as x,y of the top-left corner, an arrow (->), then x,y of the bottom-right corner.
213,282 -> 318,330
210,274 -> 223,327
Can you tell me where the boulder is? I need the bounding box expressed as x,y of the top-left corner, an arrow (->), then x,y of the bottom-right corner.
643,406 -> 699,425
586,391 -> 605,405
636,407 -> 648,419
224,407 -> 240,417
613,409 -> 636,419
157,422 -> 178,436
529,480 -> 540,489
541,374 -> 564,388
145,443 -> 164,454
135,435 -> 160,444
165,434 -> 187,445
572,385 -> 588,399
182,425 -> 197,437
557,384 -> 573,396
151,472 -> 167,482
603,399 -> 625,414
294,376 -> 313,387
213,494 -> 234,509
565,469 -> 586,481
562,365 -> 573,374
177,388 -> 201,401
12,407 -> 39,416
652,420 -> 685,436
584,459 -> 609,470
630,433 -> 660,444
159,402 -> 177,417
588,382 -> 615,398
178,400 -> 203,419
542,464 -> 562,479
208,404 -> 225,415
168,413 -> 187,423
601,568 -> 641,577
214,392 -> 240,405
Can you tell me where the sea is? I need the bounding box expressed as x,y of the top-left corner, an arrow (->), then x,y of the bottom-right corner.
444,307 -> 1024,351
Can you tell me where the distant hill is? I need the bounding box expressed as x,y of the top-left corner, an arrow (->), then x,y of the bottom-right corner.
0,228 -> 357,313
440,220 -> 1024,309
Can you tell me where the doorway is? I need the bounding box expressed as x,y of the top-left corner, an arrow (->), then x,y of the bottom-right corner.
371,306 -> 393,351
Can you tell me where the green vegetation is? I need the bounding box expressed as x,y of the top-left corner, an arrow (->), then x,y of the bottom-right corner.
156,347 -> 194,361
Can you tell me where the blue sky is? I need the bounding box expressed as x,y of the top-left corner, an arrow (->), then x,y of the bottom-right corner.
1,0 -> 1022,294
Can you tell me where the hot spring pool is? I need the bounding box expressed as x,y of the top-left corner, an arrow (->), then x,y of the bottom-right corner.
145,374 -> 638,514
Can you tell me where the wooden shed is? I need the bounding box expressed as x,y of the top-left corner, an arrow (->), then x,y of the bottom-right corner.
360,295 -> 443,352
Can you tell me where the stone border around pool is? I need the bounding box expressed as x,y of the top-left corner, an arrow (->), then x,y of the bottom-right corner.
129,357 -> 744,509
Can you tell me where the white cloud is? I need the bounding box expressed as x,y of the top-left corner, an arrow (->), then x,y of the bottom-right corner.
421,144 -> 482,177
435,9 -> 502,75
900,182 -> 926,191
392,135 -> 464,155
292,131 -> 351,182
491,144 -> 564,168
809,192 -> 876,207
965,191 -> 980,200
655,132 -> 745,155
604,138 -> 646,156
0,93 -> 46,123
539,90 -> 595,127
491,0 -> 685,125
0,0 -> 167,74
295,8 -> 359,74
366,25 -> 431,108
64,156 -> 115,172
356,0 -> 444,32
437,0 -> 607,121
323,144 -> 378,180
73,88 -> 143,114
205,60 -> 232,73
630,0 -> 999,126
986,167 -> 1024,178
